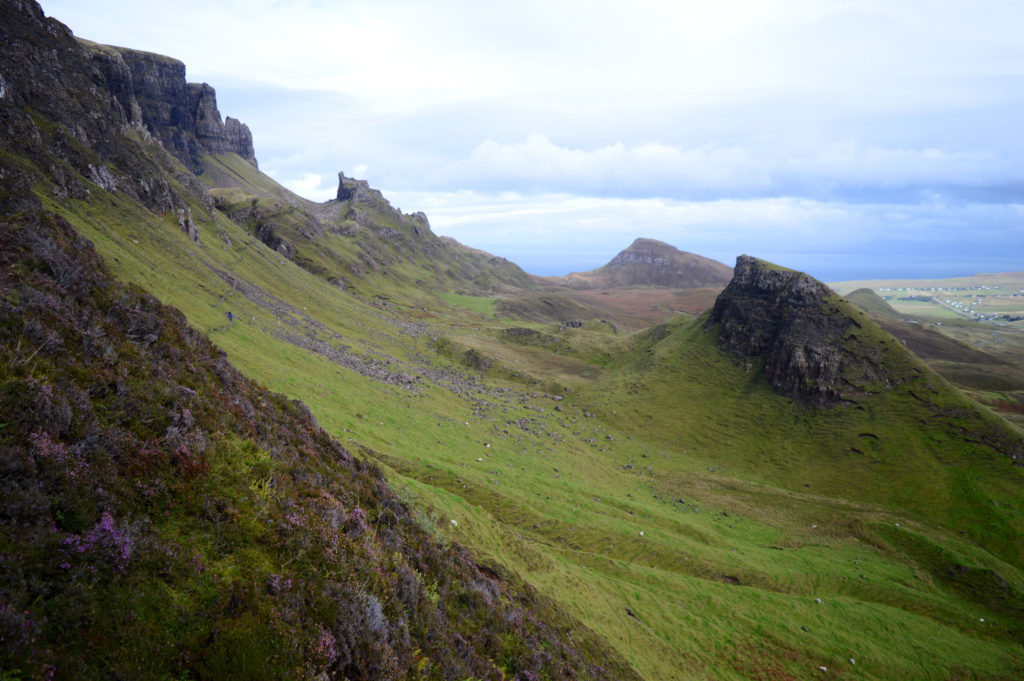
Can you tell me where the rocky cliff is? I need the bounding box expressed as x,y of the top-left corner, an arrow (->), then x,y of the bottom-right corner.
0,1 -> 206,219
706,255 -> 914,408
560,238 -> 732,289
334,171 -> 421,233
706,255 -> 1024,460
0,0 -> 256,232
84,42 -> 257,173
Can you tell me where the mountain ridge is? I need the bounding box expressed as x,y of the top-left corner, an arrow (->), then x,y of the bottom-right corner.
4,1 -> 1024,679
549,237 -> 732,290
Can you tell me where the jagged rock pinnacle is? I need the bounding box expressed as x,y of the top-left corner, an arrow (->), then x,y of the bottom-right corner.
707,255 -> 896,407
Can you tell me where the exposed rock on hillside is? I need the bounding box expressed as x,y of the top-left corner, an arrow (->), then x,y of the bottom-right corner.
315,172 -> 536,292
85,43 -> 258,172
706,255 -> 915,408
0,1 -> 211,215
706,256 -> 1024,461
334,171 -> 421,236
560,238 -> 732,289
189,83 -> 258,166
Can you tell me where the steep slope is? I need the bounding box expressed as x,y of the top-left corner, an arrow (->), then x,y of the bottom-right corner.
0,0 -> 213,224
0,204 -> 633,681
6,2 -> 1024,680
79,38 -> 258,173
707,255 -> 925,408
0,3 -> 637,679
556,238 -> 732,289
1,0 -> 533,308
846,287 -> 1024,393
606,256 -> 1024,549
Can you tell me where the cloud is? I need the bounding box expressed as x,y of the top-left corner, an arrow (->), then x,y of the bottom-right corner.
389,188 -> 1024,280
419,135 -> 1022,201
40,0 -> 1024,280
281,173 -> 332,201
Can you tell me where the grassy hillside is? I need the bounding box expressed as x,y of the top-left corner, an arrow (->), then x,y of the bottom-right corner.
0,209 -> 633,681
845,285 -> 1024,430
5,3 -> 1024,678
202,153 -> 537,304
39,170 -> 1024,678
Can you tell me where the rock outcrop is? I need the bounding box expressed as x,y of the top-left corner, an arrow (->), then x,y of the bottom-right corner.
335,171 -> 410,229
75,40 -> 257,173
0,1 -> 204,215
706,255 -> 908,408
188,82 -> 258,167
560,238 -> 732,289
706,255 -> 1024,461
93,47 -> 257,173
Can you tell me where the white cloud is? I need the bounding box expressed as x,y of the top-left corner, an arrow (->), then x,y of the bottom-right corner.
389,188 -> 1024,280
39,0 -> 1024,279
283,172 -> 333,201
422,135 -> 1019,198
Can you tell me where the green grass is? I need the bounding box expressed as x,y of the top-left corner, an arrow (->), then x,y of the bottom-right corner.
32,154 -> 1024,681
887,299 -> 963,320
439,292 -> 497,318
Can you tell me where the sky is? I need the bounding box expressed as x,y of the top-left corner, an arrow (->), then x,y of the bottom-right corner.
43,0 -> 1024,281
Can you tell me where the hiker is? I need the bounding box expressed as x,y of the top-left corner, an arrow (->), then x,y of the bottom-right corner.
227,310 -> 234,324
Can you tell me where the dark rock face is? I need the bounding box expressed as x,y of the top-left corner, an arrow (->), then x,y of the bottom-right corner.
108,49 -> 257,173
336,171 -> 397,217
707,255 -> 879,408
707,256 -> 1024,461
77,43 -> 257,173
114,48 -> 200,164
188,82 -> 258,167
0,2 -> 200,215
333,170 -> 441,263
0,0 -> 251,213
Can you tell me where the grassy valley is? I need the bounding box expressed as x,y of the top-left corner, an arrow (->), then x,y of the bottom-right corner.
3,3 -> 1024,679
36,154 -> 1024,679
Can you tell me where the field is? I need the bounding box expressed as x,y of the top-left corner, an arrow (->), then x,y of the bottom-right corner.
833,273 -> 1024,325
9,8 -> 1024,676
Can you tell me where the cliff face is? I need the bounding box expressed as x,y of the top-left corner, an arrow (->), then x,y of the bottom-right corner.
0,2 -> 192,219
335,171 -> 411,229
189,82 -> 257,167
89,45 -> 258,173
706,255 -> 908,408
0,0 -> 255,216
561,238 -> 732,289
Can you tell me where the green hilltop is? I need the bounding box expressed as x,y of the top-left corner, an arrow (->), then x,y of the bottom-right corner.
2,2 -> 1024,680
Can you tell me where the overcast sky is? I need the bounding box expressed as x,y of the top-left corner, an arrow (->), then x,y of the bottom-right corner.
44,0 -> 1024,280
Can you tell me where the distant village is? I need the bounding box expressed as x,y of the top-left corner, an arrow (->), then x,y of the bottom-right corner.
878,284 -> 1024,323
